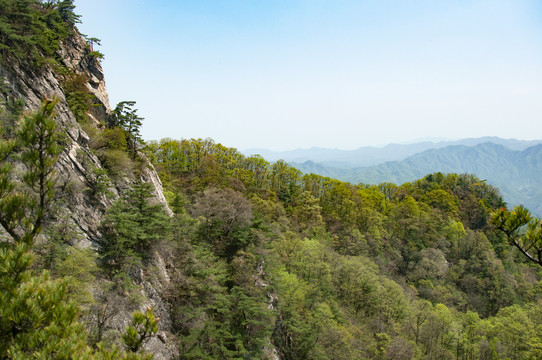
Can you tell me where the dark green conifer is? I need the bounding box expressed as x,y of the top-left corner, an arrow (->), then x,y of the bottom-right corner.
101,182 -> 170,272
110,101 -> 144,160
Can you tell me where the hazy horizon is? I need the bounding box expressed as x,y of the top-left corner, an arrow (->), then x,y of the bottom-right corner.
75,0 -> 542,151
240,135 -> 542,153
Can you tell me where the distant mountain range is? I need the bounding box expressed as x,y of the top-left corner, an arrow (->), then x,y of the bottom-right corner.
243,137 -> 542,168
244,138 -> 542,216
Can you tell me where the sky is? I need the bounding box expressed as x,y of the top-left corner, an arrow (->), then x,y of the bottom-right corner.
74,0 -> 542,151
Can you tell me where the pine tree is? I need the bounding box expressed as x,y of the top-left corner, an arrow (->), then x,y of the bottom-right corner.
110,101 -> 144,160
101,182 -> 170,272
122,307 -> 159,354
492,205 -> 542,266
0,99 -> 157,359
0,98 -> 94,357
0,98 -> 61,244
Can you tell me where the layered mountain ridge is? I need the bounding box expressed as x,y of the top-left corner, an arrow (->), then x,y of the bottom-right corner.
244,137 -> 542,167
283,141 -> 542,215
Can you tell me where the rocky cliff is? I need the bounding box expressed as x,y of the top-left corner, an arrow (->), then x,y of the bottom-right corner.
0,31 -> 177,358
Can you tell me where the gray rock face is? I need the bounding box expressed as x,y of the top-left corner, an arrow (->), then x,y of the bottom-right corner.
1,30 -> 115,239
0,31 -> 176,358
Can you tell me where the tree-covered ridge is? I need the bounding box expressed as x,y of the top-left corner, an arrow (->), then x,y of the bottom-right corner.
0,0 -> 81,66
293,142 -> 542,216
145,137 -> 542,359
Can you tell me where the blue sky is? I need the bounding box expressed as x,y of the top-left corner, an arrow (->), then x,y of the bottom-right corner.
74,0 -> 542,151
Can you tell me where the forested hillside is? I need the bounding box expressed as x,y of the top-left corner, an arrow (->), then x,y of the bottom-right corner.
145,137 -> 542,359
293,142 -> 542,216
2,2 -> 542,359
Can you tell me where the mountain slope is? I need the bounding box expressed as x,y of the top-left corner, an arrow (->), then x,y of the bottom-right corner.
294,142 -> 542,215
0,5 -> 175,356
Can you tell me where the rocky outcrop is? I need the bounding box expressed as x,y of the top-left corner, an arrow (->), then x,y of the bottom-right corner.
0,30 -> 176,358
1,28 -> 173,239
1,31 -> 111,242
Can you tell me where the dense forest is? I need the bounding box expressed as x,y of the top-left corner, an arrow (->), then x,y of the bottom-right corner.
143,138 -> 542,359
2,1 -> 542,359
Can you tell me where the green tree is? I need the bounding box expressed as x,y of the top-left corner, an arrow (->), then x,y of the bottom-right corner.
229,286 -> 273,358
191,187 -> 253,259
50,0 -> 81,26
0,245 -> 95,357
418,303 -> 457,359
0,99 -> 158,359
272,270 -> 318,360
291,191 -> 324,234
270,159 -> 301,204
0,0 -> 80,65
110,101 -> 144,159
0,99 -> 92,357
122,307 -> 158,354
100,182 -> 170,273
63,73 -> 95,124
488,305 -> 536,360
0,98 -> 62,244
492,205 -> 542,266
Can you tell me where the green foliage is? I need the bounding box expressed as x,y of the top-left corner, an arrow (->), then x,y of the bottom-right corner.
0,0 -> 80,67
303,142 -> 541,215
229,285 -> 274,355
0,98 -> 163,359
146,136 -> 542,359
0,98 -> 150,359
0,95 -> 24,139
82,38 -> 105,59
89,50 -> 105,59
270,159 -> 301,204
63,73 -> 95,123
144,138 -> 271,193
85,166 -> 114,201
0,99 -> 84,357
122,307 -> 159,354
291,191 -> 324,234
89,126 -> 139,178
171,242 -> 273,360
93,127 -> 128,151
54,246 -> 100,305
110,101 -> 144,160
272,269 -> 318,360
100,182 -> 170,274
191,187 -> 253,259
101,149 -> 136,177
492,205 -> 542,266
0,98 -> 62,244
0,243 -> 94,357
32,215 -> 100,306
